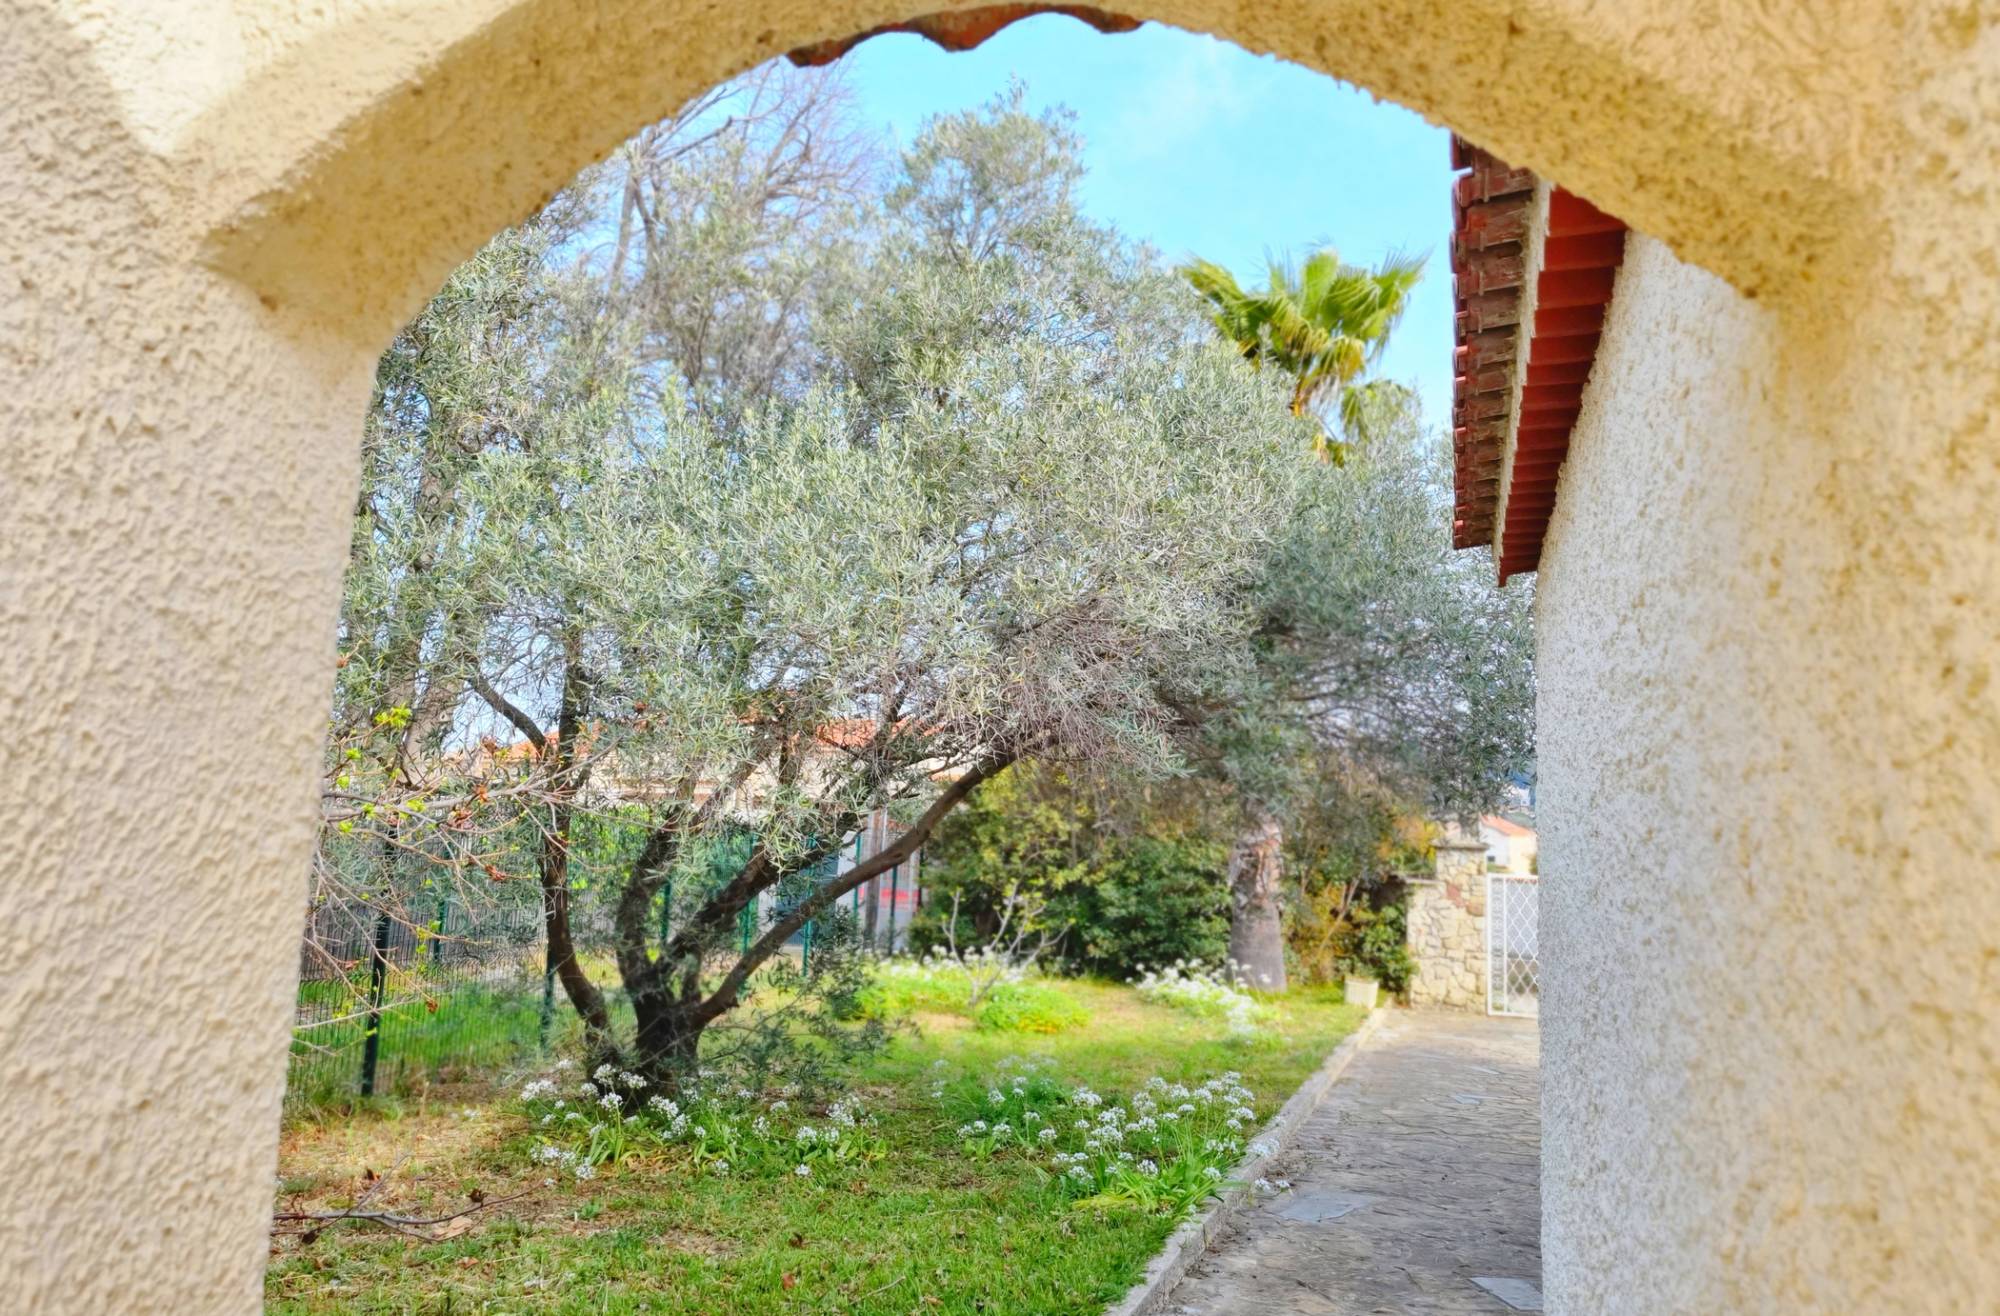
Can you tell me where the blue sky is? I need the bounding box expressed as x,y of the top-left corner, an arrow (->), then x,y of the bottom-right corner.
837,16 -> 1456,426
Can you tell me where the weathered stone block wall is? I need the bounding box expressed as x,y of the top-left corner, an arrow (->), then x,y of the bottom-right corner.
1405,839 -> 1489,1011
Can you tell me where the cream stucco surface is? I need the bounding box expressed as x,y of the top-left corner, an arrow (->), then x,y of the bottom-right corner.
1536,236 -> 2000,1311
3,1 -> 1996,1311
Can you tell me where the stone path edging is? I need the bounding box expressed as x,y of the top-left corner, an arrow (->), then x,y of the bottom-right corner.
1101,1006 -> 1388,1316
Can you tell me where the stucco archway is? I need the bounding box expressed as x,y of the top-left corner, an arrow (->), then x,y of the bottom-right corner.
5,3 -> 1998,1313
185,0 -> 1872,345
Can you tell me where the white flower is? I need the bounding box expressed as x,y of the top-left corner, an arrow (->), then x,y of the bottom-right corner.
991,1123 -> 1011,1138
592,1063 -> 616,1083
1274,1178 -> 1291,1190
1203,1166 -> 1222,1181
553,1058 -> 574,1071
573,1163 -> 596,1181
563,1112 -> 583,1123
1038,1128 -> 1058,1143
796,1126 -> 820,1144
600,1092 -> 625,1111
987,1089 -> 1005,1106
619,1071 -> 647,1089
1137,1159 -> 1158,1176
712,1159 -> 729,1174
539,1114 -> 554,1126
793,1163 -> 811,1178
538,1145 -> 565,1163
648,1095 -> 678,1115
1254,1177 -> 1274,1193
578,1082 -> 598,1099
770,1099 -> 789,1112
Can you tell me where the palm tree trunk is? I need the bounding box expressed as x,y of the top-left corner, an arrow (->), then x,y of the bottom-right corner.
1226,807 -> 1288,992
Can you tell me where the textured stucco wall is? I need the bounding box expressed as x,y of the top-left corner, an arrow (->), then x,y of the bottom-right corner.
1537,236 -> 2000,1312
4,0 -> 1997,1311
1406,840 -> 1489,1011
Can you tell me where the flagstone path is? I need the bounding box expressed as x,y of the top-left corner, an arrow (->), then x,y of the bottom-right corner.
1162,1011 -> 1543,1314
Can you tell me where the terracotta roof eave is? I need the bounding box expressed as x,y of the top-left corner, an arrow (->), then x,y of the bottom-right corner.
1447,136 -> 1627,583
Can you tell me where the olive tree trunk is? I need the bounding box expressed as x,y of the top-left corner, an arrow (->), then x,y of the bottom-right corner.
1226,808 -> 1288,992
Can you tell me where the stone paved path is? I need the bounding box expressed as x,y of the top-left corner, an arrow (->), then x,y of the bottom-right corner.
1163,1012 -> 1542,1315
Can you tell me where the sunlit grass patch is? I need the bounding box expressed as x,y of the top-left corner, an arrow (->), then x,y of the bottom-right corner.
267,977 -> 1361,1315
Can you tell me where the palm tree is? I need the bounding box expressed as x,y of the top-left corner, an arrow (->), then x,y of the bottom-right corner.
1181,248 -> 1424,458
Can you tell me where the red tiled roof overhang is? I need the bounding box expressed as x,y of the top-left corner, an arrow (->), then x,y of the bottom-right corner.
1450,138 -> 1628,582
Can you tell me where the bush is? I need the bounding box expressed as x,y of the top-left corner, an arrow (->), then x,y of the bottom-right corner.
855,955 -> 979,1019
1134,961 -> 1275,1038
974,981 -> 1090,1034
1340,900 -> 1415,995
1057,837 -> 1230,979
912,766 -> 1229,982
1288,885 -> 1415,995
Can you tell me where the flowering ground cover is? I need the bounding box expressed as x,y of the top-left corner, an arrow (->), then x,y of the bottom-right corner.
266,978 -> 1361,1315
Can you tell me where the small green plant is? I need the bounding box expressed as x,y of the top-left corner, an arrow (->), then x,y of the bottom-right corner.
859,952 -> 1090,1033
941,1057 -> 1266,1221
974,981 -> 1090,1034
517,1062 -> 884,1183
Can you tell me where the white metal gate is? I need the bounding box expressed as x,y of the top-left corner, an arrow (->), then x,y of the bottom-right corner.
1486,874 -> 1540,1018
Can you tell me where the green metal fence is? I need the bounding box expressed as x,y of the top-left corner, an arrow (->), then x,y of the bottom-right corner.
287,885 -> 551,1109
285,824 -> 856,1109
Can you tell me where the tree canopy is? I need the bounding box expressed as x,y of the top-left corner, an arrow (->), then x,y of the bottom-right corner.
321,75 -> 1316,1078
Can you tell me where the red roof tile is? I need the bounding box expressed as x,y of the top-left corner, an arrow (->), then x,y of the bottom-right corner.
1449,139 -> 1628,581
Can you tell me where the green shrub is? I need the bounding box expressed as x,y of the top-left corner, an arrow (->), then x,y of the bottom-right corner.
855,957 -> 975,1019
973,981 -> 1090,1034
1057,837 -> 1230,979
1341,900 -> 1415,995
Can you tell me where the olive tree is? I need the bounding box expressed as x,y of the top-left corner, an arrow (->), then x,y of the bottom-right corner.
322,83 -> 1311,1082
1202,386 -> 1536,989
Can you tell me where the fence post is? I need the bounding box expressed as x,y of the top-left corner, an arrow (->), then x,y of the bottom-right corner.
884,865 -> 900,953
359,905 -> 392,1097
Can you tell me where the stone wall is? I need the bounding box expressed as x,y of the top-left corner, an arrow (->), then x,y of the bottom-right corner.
1404,837 -> 1490,1011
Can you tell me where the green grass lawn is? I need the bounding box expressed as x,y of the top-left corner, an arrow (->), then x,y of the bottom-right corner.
266,978 -> 1362,1315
